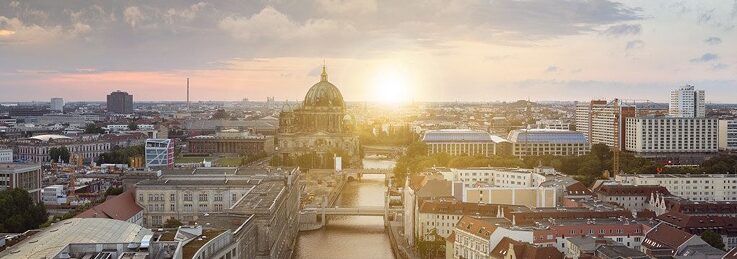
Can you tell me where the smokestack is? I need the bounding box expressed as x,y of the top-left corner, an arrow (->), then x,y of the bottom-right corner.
187,78 -> 190,111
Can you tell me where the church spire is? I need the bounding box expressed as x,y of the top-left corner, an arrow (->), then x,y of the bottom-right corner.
321,63 -> 328,82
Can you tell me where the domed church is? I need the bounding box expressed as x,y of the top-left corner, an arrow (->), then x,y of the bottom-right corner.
277,65 -> 360,167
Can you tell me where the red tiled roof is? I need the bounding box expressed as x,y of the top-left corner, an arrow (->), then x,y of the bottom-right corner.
724,247 -> 737,259
565,182 -> 593,196
456,216 -> 498,239
76,189 -> 142,221
491,237 -> 564,259
666,199 -> 737,215
419,200 -> 527,215
596,185 -> 670,197
507,210 -> 631,225
642,223 -> 693,251
657,211 -> 737,234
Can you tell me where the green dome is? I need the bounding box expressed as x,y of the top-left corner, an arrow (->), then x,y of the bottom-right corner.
303,66 -> 345,110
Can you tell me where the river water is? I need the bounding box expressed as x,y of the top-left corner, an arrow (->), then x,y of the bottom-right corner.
293,159 -> 396,259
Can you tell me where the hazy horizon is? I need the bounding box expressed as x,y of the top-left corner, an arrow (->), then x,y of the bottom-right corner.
1,0 -> 736,103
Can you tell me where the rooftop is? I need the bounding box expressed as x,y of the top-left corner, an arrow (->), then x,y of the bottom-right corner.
76,189 -> 143,221
0,218 -> 151,259
507,129 -> 588,144
422,129 -> 508,143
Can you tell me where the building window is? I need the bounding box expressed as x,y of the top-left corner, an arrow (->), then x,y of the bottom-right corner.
199,193 -> 208,202
183,193 -> 192,202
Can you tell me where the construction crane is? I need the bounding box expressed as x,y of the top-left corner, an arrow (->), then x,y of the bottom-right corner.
590,99 -> 623,177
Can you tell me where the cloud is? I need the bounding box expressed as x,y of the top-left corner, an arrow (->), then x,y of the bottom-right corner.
218,7 -> 358,43
625,40 -> 644,50
704,37 -> 722,45
690,53 -> 719,63
164,2 -> 207,24
0,16 -> 63,45
697,9 -> 714,24
124,6 -> 144,28
545,66 -> 558,73
712,63 -> 729,70
603,24 -> 641,36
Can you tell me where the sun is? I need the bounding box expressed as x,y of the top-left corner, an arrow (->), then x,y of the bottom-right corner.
373,66 -> 410,104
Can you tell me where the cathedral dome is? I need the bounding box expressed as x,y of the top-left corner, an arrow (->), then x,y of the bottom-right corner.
303,66 -> 345,110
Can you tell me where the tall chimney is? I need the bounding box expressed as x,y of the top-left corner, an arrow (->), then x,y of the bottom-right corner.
187,78 -> 190,111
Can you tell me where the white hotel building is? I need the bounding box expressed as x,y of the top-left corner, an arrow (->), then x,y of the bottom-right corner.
625,117 -> 718,164
615,174 -> 737,201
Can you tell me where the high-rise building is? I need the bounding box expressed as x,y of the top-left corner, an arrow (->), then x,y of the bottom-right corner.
625,117 -> 718,164
669,85 -> 705,118
107,90 -> 133,114
50,97 -> 64,112
719,119 -> 737,151
575,100 -> 636,150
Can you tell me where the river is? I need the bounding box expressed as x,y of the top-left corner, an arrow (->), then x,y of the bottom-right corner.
293,158 -> 396,259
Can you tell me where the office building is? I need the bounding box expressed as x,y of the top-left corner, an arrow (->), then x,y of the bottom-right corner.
145,138 -> 174,170
422,129 -> 510,156
669,85 -> 705,118
719,119 -> 737,151
575,99 -> 636,150
615,174 -> 737,201
507,129 -> 590,157
187,129 -> 275,155
0,148 -> 12,163
136,167 -> 301,259
624,117 -> 718,164
50,97 -> 64,112
0,163 -> 42,202
107,90 -> 134,114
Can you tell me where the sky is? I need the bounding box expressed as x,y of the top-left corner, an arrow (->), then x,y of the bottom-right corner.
1,0 -> 736,103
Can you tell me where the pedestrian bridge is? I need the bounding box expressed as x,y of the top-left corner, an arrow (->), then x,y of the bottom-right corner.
302,206 -> 402,216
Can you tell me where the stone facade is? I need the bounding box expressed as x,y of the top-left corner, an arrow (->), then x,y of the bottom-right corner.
277,66 -> 360,167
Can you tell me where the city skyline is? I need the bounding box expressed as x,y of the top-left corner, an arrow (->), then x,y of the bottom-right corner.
1,0 -> 737,103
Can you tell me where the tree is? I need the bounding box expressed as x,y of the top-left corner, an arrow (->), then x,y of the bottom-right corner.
84,123 -> 106,134
128,122 -> 138,130
49,146 -> 70,163
105,186 -> 125,196
0,189 -> 48,233
701,230 -> 725,250
164,218 -> 183,228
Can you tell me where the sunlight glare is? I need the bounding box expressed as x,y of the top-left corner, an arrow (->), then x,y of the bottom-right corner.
374,65 -> 410,104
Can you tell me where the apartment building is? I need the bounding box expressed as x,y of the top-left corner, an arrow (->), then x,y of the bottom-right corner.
615,174 -> 737,201
669,85 -> 705,118
417,200 -> 524,240
575,99 -> 636,150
